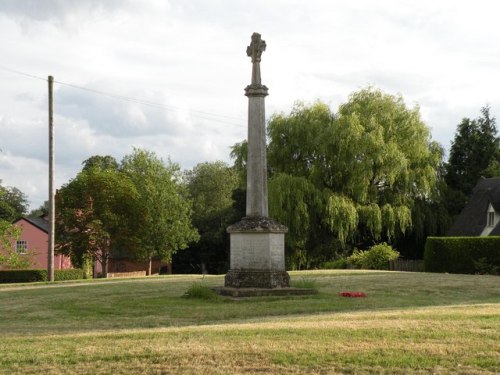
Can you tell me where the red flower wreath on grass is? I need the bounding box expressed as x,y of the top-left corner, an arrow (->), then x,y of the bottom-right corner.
339,291 -> 367,298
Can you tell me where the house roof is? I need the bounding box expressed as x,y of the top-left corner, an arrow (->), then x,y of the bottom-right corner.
15,217 -> 49,233
490,221 -> 500,236
447,177 -> 500,236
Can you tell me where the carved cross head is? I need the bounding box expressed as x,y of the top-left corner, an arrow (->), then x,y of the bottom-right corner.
246,32 -> 266,63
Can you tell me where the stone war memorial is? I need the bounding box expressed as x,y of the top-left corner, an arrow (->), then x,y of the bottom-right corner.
219,33 -> 314,297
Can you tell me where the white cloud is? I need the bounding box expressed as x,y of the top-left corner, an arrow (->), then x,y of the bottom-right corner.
2,0 -> 500,209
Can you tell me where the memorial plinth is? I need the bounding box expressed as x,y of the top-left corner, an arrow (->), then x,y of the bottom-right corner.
225,216 -> 289,288
224,32 -> 291,291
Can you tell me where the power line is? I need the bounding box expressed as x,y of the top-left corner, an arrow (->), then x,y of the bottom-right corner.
0,65 -> 246,127
54,80 -> 245,122
0,65 -> 47,82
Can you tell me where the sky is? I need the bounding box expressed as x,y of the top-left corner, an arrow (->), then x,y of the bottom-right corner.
1,0 -> 500,210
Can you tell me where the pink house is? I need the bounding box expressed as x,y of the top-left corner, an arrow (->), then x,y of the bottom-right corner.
0,217 -> 72,270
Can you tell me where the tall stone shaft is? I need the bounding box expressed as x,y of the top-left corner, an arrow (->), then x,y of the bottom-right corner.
245,86 -> 268,217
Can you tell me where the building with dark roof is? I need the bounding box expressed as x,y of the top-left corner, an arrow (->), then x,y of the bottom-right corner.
0,217 -> 72,270
447,177 -> 500,236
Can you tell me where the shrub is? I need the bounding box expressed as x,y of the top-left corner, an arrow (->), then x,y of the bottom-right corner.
424,237 -> 500,274
0,268 -> 85,283
474,258 -> 500,275
321,258 -> 347,269
55,269 -> 85,281
0,269 -> 47,283
183,282 -> 220,301
347,243 -> 400,270
347,250 -> 366,268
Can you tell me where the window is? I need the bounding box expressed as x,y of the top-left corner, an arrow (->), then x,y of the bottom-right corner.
488,212 -> 495,227
16,240 -> 28,254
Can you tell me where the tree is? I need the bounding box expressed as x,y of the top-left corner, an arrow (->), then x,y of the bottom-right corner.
176,161 -> 239,273
56,167 -> 139,277
233,88 -> 445,266
0,181 -> 29,221
120,149 -> 199,273
29,201 -> 49,218
0,219 -> 24,268
82,155 -> 119,171
56,150 -> 198,276
445,106 -> 500,214
229,141 -> 248,186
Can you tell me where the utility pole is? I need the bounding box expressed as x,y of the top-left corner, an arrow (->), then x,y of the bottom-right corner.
48,75 -> 55,282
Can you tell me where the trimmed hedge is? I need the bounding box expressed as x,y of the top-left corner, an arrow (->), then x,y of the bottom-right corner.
0,270 -> 47,283
0,268 -> 85,283
424,237 -> 500,275
55,269 -> 85,281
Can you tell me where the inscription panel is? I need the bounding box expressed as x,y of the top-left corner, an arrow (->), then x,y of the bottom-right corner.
230,232 -> 285,270
269,233 -> 285,269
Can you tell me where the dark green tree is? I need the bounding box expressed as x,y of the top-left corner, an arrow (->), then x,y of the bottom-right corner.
445,106 -> 500,215
29,201 -> 49,218
82,155 -> 119,171
175,161 -> 239,273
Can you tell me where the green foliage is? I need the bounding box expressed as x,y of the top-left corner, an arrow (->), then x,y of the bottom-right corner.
445,106 -> 500,207
57,149 -> 199,274
54,269 -> 85,281
229,141 -> 248,185
346,250 -> 364,268
473,257 -> 500,275
82,155 -> 119,172
56,166 -> 139,275
269,174 -> 322,251
121,149 -> 199,263
321,258 -> 348,269
0,181 -> 29,221
178,161 -> 239,273
357,204 -> 382,239
0,219 -> 19,250
424,237 -> 500,275
267,101 -> 333,180
187,161 -> 239,230
28,201 -> 49,218
347,243 -> 400,270
0,269 -> 47,283
183,282 -> 220,301
0,221 -> 29,269
381,204 -> 396,239
0,249 -> 34,269
0,269 -> 85,283
325,194 -> 358,243
259,88 -> 443,264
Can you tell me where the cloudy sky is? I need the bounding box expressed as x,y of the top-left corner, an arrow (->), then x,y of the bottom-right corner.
1,0 -> 500,210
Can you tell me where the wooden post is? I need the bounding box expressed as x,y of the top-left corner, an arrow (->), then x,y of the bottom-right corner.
48,76 -> 55,282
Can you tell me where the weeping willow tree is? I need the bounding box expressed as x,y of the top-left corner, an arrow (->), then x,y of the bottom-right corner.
268,174 -> 323,269
263,87 -> 444,265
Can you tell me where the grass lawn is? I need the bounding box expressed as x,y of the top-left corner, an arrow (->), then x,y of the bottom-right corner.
0,270 -> 499,374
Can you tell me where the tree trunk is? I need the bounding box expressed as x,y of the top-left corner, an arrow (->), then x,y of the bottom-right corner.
148,255 -> 152,276
101,256 -> 107,278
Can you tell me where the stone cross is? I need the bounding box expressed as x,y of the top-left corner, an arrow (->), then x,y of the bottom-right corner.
247,32 -> 266,86
244,32 -> 268,217
224,32 -> 290,290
